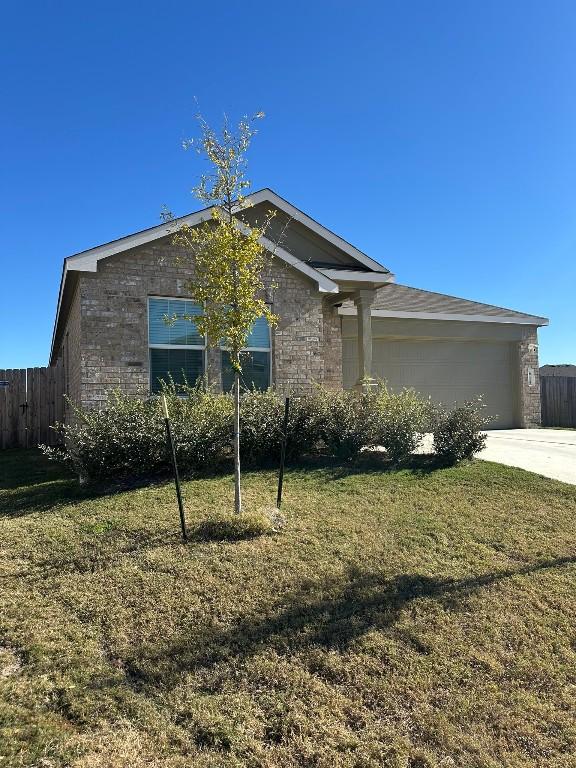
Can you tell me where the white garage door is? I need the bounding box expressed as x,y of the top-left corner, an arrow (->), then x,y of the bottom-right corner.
343,338 -> 517,428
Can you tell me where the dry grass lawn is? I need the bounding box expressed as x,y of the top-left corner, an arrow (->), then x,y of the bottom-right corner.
1,449 -> 576,767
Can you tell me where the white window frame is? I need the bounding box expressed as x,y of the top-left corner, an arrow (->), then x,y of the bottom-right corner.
220,320 -> 273,389
148,296 -> 207,392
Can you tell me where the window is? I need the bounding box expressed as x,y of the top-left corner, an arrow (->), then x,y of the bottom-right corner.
148,297 -> 205,393
221,316 -> 271,392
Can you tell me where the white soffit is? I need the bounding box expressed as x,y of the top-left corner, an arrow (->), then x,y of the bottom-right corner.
338,307 -> 549,326
318,268 -> 396,284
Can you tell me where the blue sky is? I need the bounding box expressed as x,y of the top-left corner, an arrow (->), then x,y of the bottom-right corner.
1,0 -> 574,368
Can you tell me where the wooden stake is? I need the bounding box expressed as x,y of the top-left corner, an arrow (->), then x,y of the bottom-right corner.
276,397 -> 290,508
162,395 -> 187,542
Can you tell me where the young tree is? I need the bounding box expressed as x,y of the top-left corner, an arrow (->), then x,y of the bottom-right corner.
170,113 -> 277,513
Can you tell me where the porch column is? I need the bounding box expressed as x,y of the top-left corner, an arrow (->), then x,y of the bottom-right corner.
353,289 -> 376,390
517,328 -> 541,427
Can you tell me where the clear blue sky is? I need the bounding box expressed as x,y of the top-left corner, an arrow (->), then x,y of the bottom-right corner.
1,0 -> 574,368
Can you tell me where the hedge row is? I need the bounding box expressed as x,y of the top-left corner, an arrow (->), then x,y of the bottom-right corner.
42,385 -> 488,482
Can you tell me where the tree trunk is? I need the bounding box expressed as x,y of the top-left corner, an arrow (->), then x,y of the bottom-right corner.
233,369 -> 242,513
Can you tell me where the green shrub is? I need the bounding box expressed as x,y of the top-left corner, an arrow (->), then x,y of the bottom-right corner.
194,511 -> 273,540
170,385 -> 233,471
44,386 -> 234,482
283,390 -> 326,461
317,388 -> 380,459
47,391 -> 167,482
375,387 -> 432,464
239,389 -> 324,466
432,398 -> 488,465
43,386 -> 325,482
239,389 -> 285,466
44,381 -> 477,483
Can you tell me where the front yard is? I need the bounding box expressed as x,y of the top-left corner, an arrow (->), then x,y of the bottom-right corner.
1,450 -> 576,767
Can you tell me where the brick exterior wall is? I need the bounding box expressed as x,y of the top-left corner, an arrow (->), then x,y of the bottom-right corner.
53,235 -> 540,429
72,239 -> 343,408
55,281 -> 82,419
322,298 -> 343,389
270,262 -> 342,392
518,327 -> 542,427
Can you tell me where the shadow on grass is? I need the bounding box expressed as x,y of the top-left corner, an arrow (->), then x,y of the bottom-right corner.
0,448 -> 448,519
0,473 -> 172,519
322,452 -> 444,480
241,451 -> 447,481
0,449 -> 177,518
120,554 -> 576,690
0,449 -> 74,490
0,528 -> 185,580
0,449 -> 90,517
0,478 -> 96,518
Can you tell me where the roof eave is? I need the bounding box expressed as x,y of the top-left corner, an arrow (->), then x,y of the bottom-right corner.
49,265 -> 81,365
338,307 -> 549,326
49,261 -> 68,365
318,268 -> 396,289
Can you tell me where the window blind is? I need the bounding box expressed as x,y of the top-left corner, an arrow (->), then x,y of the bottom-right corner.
150,348 -> 204,393
148,298 -> 205,392
148,298 -> 203,346
221,350 -> 270,392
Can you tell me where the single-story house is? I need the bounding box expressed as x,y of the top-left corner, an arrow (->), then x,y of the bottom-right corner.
50,189 -> 548,428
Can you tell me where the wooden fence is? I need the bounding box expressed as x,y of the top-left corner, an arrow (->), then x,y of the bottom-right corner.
0,362 -> 65,449
541,376 -> 576,428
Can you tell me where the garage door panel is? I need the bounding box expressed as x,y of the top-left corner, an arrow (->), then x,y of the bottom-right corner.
343,337 -> 516,428
375,340 -> 509,364
373,361 -> 507,388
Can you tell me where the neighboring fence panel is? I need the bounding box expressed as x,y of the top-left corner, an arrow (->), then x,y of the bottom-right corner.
28,365 -> 66,446
0,369 -> 27,449
0,362 -> 65,449
541,376 -> 576,428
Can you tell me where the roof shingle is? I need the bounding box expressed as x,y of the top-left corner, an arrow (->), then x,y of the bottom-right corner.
342,283 -> 548,324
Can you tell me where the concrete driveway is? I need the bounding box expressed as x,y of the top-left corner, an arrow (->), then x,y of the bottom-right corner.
480,429 -> 576,485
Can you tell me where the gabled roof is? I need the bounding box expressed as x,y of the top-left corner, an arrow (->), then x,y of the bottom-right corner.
62,188 -> 391,275
339,283 -> 549,326
246,189 -> 390,274
50,189 -> 392,362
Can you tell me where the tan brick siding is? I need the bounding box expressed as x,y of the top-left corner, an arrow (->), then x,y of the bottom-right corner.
518,327 -> 541,427
76,239 -> 343,408
270,262 -> 335,392
54,282 -> 82,417
322,298 -> 343,389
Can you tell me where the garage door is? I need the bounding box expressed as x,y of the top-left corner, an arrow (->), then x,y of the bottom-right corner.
343,338 -> 517,428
